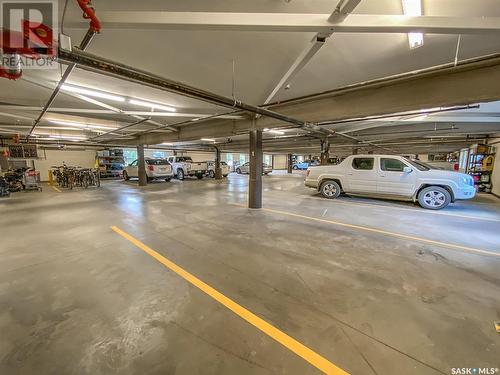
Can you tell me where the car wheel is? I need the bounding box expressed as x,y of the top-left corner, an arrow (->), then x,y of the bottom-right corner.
320,180 -> 341,199
165,177 -> 171,182
223,174 -> 228,177
123,171 -> 129,181
292,165 -> 298,170
196,174 -> 203,180
418,186 -> 451,210
209,170 -> 215,178
236,168 -> 241,174
177,169 -> 185,180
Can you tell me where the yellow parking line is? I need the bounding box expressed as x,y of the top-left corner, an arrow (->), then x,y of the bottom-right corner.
51,185 -> 62,193
302,196 -> 500,223
258,207 -> 500,258
111,225 -> 349,375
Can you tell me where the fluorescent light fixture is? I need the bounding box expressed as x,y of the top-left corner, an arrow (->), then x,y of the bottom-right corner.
129,99 -> 176,112
402,0 -> 424,49
267,129 -> 285,135
48,120 -> 117,131
36,135 -> 88,141
61,84 -> 125,102
200,138 -> 216,142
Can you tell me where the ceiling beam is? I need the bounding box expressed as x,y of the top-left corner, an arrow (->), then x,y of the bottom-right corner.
263,34 -> 327,104
263,0 -> 364,104
137,53 -> 500,145
65,12 -> 500,35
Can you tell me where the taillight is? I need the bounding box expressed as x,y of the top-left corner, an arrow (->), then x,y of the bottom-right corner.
148,165 -> 154,171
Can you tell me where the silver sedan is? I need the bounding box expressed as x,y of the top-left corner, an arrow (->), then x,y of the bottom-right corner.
235,162 -> 272,175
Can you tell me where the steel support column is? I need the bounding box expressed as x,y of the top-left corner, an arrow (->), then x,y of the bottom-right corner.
214,146 -> 222,180
287,153 -> 293,173
320,139 -> 330,164
137,144 -> 147,186
248,130 -> 263,209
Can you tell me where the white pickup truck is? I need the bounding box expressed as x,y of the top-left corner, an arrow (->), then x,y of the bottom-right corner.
167,156 -> 207,180
305,154 -> 476,210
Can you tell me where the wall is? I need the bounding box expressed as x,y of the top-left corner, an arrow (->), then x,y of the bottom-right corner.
34,149 -> 96,181
273,155 -> 287,170
490,138 -> 500,197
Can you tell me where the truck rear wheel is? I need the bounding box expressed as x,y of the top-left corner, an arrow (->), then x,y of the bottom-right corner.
320,180 -> 341,199
196,174 -> 203,180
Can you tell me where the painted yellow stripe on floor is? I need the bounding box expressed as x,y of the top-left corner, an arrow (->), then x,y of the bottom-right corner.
51,185 -> 62,193
111,225 -> 349,375
302,196 -> 500,223
259,207 -> 500,258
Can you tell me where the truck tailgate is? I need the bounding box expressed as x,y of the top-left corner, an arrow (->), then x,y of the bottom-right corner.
190,162 -> 207,171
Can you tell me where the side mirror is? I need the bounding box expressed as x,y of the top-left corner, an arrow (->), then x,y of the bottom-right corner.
403,166 -> 413,173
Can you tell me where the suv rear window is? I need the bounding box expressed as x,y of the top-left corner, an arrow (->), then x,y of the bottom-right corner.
146,159 -> 170,165
380,158 -> 406,172
352,158 -> 374,170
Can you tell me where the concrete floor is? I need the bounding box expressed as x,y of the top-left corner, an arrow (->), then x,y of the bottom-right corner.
1,171 -> 499,375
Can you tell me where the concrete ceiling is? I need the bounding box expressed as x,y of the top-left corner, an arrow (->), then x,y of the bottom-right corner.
0,0 -> 499,154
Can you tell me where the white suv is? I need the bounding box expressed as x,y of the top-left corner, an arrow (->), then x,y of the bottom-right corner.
305,155 -> 475,210
123,158 -> 173,182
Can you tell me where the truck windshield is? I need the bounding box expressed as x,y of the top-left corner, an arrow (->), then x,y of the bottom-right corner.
177,157 -> 193,162
404,158 -> 432,171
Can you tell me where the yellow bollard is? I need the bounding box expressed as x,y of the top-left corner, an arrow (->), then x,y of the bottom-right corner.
48,170 -> 54,185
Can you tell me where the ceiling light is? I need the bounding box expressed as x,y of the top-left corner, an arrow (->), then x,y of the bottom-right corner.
61,84 -> 125,102
200,138 -> 215,142
267,129 -> 285,135
129,99 -> 176,112
402,0 -> 424,49
48,120 -> 117,130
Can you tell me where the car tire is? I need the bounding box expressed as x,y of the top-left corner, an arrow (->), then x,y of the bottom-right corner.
236,168 -> 241,174
292,165 -> 298,170
209,170 -> 215,178
223,174 -> 228,177
123,171 -> 129,181
165,178 -> 171,182
418,186 -> 451,210
177,169 -> 185,180
320,180 -> 341,199
196,174 -> 204,180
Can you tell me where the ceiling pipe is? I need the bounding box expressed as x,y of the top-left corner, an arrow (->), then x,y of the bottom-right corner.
316,104 -> 480,127
28,28 -> 97,136
56,48 -> 329,136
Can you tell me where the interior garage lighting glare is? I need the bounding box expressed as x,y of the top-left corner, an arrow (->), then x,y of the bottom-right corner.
267,129 -> 285,135
48,120 -> 118,130
402,0 -> 424,49
61,84 -> 125,102
129,99 -> 176,113
200,138 -> 216,142
36,135 -> 88,141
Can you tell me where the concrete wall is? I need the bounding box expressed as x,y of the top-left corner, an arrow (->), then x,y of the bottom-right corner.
490,139 -> 500,196
273,155 -> 287,170
34,149 -> 96,181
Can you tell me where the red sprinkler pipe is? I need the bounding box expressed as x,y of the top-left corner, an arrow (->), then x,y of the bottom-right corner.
76,0 -> 101,33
